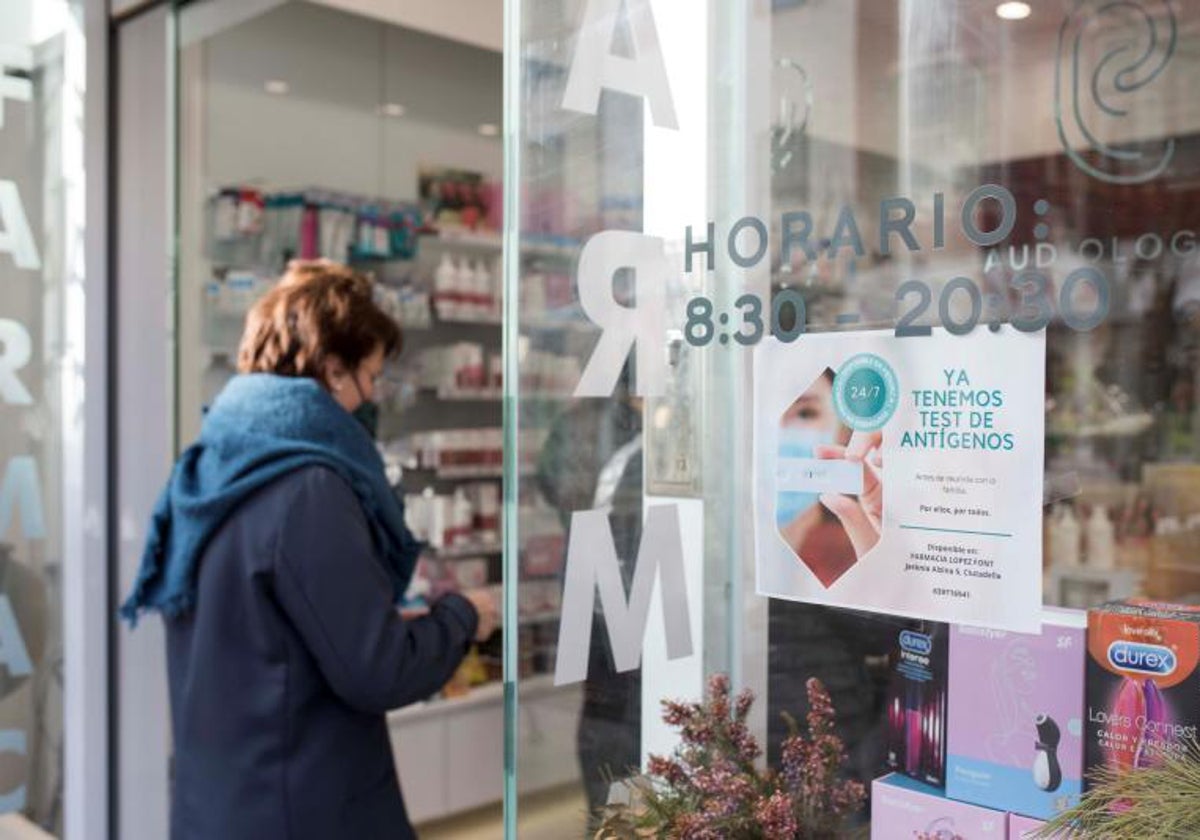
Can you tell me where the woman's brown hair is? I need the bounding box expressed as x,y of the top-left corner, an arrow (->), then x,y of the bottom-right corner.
237,260 -> 401,383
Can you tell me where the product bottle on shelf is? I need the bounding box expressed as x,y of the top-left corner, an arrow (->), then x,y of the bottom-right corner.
434,254 -> 456,320
213,190 -> 239,241
1087,505 -> 1116,570
455,256 -> 475,321
473,259 -> 492,320
1053,504 -> 1082,567
452,488 -> 472,546
491,255 -> 503,319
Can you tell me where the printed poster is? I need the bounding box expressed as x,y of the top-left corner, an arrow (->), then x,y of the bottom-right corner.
753,328 -> 1045,631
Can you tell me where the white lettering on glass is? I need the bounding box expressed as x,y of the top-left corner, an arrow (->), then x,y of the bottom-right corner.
0,730 -> 26,811
573,230 -> 669,398
0,457 -> 45,541
0,597 -> 30,679
0,319 -> 32,405
0,182 -> 39,270
561,0 -> 679,130
0,46 -> 33,131
554,504 -> 693,686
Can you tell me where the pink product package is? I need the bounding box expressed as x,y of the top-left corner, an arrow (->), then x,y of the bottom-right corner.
946,610 -> 1087,819
870,774 -> 1005,840
1006,814 -> 1051,839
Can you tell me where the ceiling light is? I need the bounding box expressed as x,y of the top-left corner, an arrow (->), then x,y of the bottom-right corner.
378,103 -> 407,117
478,123 -> 499,137
995,2 -> 1031,20
264,79 -> 290,95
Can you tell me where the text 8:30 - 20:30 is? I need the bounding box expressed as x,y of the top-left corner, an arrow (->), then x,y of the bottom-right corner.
683,268 -> 1110,347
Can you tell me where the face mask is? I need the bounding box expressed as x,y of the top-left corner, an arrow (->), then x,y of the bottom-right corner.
352,400 -> 380,439
775,426 -> 834,526
347,372 -> 381,439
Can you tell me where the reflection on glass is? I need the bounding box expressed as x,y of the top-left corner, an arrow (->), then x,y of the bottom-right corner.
516,0 -> 1200,834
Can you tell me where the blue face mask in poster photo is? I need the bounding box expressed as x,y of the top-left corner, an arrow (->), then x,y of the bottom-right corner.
775,426 -> 836,526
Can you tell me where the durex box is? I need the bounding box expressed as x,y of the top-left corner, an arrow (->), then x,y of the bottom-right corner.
885,621 -> 949,787
947,610 -> 1086,820
1085,599 -> 1200,784
870,773 -> 1005,840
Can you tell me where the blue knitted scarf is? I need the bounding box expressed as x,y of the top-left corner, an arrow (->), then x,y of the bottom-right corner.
120,374 -> 420,624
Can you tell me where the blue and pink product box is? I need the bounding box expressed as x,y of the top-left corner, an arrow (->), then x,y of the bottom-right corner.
870,773 -> 1005,839
946,610 -> 1086,820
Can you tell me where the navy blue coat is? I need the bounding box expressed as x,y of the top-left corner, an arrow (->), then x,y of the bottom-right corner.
165,466 -> 478,840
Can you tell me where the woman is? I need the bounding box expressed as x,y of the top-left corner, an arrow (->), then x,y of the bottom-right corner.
122,260 -> 498,840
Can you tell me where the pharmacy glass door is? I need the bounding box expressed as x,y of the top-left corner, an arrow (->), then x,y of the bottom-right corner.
505,0 -> 1200,836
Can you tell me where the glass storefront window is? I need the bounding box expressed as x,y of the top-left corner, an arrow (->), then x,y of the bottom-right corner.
0,1 -> 87,833
507,0 -> 1200,834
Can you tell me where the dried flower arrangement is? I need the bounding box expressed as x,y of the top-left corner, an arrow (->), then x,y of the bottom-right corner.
1035,739 -> 1200,839
595,673 -> 865,839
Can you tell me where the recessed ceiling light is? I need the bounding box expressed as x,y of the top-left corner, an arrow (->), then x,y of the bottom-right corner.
378,103 -> 407,117
478,123 -> 499,137
264,79 -> 290,95
995,2 -> 1031,20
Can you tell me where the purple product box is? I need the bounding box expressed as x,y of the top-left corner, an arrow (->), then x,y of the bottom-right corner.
870,774 -> 1005,840
946,610 -> 1086,820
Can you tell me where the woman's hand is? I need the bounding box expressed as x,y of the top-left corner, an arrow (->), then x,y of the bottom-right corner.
814,430 -> 883,559
462,588 -> 500,641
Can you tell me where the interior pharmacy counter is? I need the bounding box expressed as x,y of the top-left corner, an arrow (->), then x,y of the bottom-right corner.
389,674 -> 582,825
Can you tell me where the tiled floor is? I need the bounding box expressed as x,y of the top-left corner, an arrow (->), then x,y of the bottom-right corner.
417,785 -> 589,839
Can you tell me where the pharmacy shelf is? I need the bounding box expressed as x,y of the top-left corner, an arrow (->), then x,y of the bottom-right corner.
418,230 -> 579,262
519,611 -> 561,626
425,542 -> 502,559
403,465 -> 538,480
433,313 -> 503,326
419,229 -> 503,252
388,672 -> 559,724
432,387 -> 503,401
434,466 -> 504,479
421,387 -> 572,402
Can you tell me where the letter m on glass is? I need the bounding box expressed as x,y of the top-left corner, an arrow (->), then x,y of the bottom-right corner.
553,504 -> 693,686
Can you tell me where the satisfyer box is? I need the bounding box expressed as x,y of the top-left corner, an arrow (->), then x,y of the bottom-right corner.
885,621 -> 949,787
946,610 -> 1086,819
1085,599 -> 1200,784
870,774 -> 1004,840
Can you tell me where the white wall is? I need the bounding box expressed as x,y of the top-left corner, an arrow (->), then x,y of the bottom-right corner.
197,1 -> 502,195
771,2 -> 1200,168
202,84 -> 502,198
306,0 -> 503,54
177,1 -> 503,444
980,15 -> 1200,163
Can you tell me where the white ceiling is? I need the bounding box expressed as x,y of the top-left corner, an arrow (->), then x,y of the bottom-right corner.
304,0 -> 502,53
195,2 -> 502,131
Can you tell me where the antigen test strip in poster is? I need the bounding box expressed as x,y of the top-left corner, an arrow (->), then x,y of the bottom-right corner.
753,328 -> 1046,631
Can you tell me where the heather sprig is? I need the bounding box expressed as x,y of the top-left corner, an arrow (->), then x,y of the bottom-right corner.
1034,737 -> 1200,839
595,673 -> 864,839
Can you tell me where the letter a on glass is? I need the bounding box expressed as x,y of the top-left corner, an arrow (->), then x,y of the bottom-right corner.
561,0 -> 679,129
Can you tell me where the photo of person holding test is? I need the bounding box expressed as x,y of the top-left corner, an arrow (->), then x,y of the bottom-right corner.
775,370 -> 884,586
